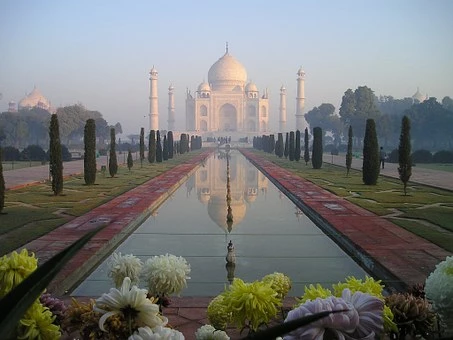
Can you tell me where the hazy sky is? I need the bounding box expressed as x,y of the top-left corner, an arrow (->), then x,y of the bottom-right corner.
1,0 -> 452,135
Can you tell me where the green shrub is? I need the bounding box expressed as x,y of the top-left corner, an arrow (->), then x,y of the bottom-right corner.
84,119 -> 96,185
108,127 -> 118,177
387,149 -> 399,163
49,114 -> 63,195
2,146 -> 20,161
295,130 -> 301,161
432,150 -> 453,163
0,147 -> 4,213
411,149 -> 432,164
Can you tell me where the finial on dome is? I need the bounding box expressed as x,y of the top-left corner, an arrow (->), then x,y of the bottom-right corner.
225,41 -> 229,54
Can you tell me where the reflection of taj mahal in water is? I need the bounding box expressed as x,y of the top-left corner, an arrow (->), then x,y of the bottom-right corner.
185,151 -> 269,232
149,43 -> 307,135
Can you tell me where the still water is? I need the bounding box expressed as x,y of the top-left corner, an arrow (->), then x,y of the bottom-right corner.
72,150 -> 367,297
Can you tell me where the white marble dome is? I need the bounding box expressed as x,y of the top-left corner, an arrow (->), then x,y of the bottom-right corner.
245,81 -> 258,92
208,52 -> 247,90
197,82 -> 211,92
18,87 -> 50,110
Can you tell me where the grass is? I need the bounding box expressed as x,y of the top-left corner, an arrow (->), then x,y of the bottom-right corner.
2,161 -> 46,171
0,151 -> 204,256
415,163 -> 453,173
251,150 -> 453,253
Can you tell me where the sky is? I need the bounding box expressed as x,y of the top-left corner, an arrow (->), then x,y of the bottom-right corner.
1,0 -> 452,136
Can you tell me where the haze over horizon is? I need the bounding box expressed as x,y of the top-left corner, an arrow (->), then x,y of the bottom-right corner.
1,0 -> 452,136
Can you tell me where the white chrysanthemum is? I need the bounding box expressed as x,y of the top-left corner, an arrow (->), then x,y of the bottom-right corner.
108,252 -> 143,288
425,256 -> 453,331
143,254 -> 191,296
128,326 -> 185,340
195,324 -> 230,340
94,277 -> 167,331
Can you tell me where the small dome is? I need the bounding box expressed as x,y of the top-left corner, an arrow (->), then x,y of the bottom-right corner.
150,66 -> 158,76
168,84 -> 174,91
18,87 -> 50,110
297,67 -> 305,77
245,82 -> 258,92
280,85 -> 286,92
208,52 -> 247,90
197,82 -> 211,92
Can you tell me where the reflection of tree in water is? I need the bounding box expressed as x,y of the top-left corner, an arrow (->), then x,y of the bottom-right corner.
226,151 -> 233,232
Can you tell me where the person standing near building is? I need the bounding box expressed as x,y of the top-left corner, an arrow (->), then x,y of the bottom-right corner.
380,147 -> 386,169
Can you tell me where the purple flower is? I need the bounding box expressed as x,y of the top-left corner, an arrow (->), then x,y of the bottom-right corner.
284,289 -> 383,340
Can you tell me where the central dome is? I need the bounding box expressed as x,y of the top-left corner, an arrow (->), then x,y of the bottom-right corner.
208,52 -> 247,91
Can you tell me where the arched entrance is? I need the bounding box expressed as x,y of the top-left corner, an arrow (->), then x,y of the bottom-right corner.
219,103 -> 237,131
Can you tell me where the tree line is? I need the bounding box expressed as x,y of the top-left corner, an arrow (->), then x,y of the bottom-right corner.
304,86 -> 453,151
0,104 -> 122,149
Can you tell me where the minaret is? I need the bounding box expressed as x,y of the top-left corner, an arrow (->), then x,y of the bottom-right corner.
149,66 -> 159,131
168,83 -> 175,131
295,67 -> 306,131
279,85 -> 287,132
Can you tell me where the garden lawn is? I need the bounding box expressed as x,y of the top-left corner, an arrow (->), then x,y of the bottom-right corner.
250,150 -> 453,253
0,151 -> 204,256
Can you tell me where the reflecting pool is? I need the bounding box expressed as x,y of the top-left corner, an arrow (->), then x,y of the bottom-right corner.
72,150 -> 368,297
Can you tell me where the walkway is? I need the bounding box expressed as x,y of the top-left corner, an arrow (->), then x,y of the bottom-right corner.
5,149 -> 453,339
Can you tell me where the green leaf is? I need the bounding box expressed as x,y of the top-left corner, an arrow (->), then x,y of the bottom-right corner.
0,225 -> 105,338
242,309 -> 347,340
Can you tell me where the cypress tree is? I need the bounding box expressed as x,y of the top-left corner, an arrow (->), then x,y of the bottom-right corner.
167,131 -> 174,158
127,149 -> 133,171
346,125 -> 353,177
156,130 -> 163,162
289,131 -> 295,161
0,147 -> 5,213
269,134 -> 275,154
362,119 -> 379,185
276,133 -> 284,157
398,115 -> 412,195
284,132 -> 289,159
108,127 -> 118,177
163,135 -> 169,161
49,114 -> 63,195
84,118 -> 96,185
139,127 -> 145,166
304,127 -> 310,165
312,127 -> 323,169
148,130 -> 156,163
295,130 -> 301,161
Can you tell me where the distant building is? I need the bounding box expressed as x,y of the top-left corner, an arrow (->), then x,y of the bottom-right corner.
412,87 -> 428,103
8,101 -> 17,112
18,86 -> 53,112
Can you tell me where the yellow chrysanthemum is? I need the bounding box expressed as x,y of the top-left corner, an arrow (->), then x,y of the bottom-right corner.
222,278 -> 281,331
17,302 -> 61,340
261,272 -> 292,300
332,276 -> 384,298
0,249 -> 38,297
207,295 -> 232,330
297,283 -> 332,305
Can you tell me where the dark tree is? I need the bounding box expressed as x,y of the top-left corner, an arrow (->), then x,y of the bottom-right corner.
398,116 -> 412,195
304,128 -> 310,165
139,127 -> 145,166
167,131 -> 174,159
0,147 -> 5,213
276,133 -> 284,158
312,127 -> 323,169
148,130 -> 156,163
346,125 -> 353,177
362,119 -> 379,185
269,134 -> 275,154
156,131 -> 163,162
284,133 -> 289,158
108,127 -> 118,177
84,118 -> 96,185
163,135 -> 168,161
49,114 -> 63,195
289,131 -> 295,161
127,149 -> 133,171
295,130 -> 301,161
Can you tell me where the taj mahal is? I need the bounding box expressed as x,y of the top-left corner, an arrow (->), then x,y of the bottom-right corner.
148,44 -> 307,137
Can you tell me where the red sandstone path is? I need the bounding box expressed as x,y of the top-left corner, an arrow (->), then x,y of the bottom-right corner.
10,148 -> 452,340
